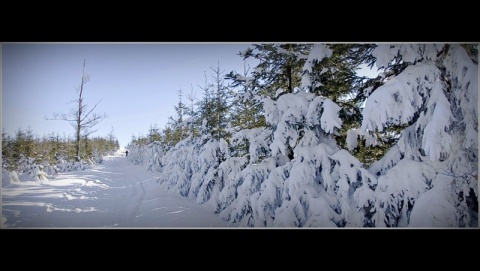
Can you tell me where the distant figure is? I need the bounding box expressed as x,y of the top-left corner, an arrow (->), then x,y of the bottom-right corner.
125,150 -> 129,157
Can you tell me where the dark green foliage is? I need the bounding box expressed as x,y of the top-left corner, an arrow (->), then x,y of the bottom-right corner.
131,43 -> 434,168
193,63 -> 232,142
240,43 -> 312,98
226,60 -> 266,132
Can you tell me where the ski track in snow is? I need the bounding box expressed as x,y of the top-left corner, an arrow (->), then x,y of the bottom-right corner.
1,152 -> 233,228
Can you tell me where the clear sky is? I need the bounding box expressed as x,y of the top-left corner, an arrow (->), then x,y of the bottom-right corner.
1,43 -> 253,148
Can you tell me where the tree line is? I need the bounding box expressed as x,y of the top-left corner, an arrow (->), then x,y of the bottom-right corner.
127,43 -> 478,227
131,43 -> 478,165
3,58 -> 117,172
2,128 -> 119,171
129,44 -> 405,164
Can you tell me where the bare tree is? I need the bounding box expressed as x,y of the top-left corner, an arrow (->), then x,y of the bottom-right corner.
45,59 -> 106,161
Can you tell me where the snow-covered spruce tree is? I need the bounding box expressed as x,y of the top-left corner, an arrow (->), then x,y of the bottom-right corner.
202,62 -> 273,224
225,58 -> 267,162
358,44 -> 478,227
128,43 -> 477,228
153,129 -> 230,205
126,139 -> 145,166
152,65 -> 233,205
226,60 -> 266,132
168,88 -> 189,145
192,63 -> 232,142
250,91 -> 378,227
184,85 -> 201,138
126,126 -> 165,171
143,141 -> 163,172
2,129 -> 16,171
301,44 -> 388,164
209,45 -> 301,225
151,132 -> 233,215
2,170 -> 20,187
215,44 -> 378,227
218,43 -> 478,227
216,126 -> 273,225
183,65 -> 234,203
151,87 -> 205,196
158,135 -> 199,196
141,59 -> 272,221
240,43 -> 313,97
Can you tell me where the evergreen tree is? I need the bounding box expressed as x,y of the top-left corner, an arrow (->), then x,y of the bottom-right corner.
147,123 -> 162,143
169,88 -> 189,144
240,43 -> 312,98
195,64 -> 231,141
227,59 -> 265,131
210,63 -> 231,141
300,43 -> 393,165
2,129 -> 15,170
2,128 -> 120,174
185,84 -> 200,138
360,44 -> 478,227
196,71 -> 214,141
162,122 -> 175,149
126,43 -> 477,228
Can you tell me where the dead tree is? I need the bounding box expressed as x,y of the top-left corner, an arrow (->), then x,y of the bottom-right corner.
45,59 -> 106,161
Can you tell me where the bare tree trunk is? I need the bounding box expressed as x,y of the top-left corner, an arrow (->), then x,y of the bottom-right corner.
75,59 -> 86,161
45,59 -> 106,163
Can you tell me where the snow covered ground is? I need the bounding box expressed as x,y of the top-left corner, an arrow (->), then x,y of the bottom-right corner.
1,150 -> 235,228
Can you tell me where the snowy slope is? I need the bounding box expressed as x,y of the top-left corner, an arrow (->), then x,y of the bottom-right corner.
1,151 -> 234,228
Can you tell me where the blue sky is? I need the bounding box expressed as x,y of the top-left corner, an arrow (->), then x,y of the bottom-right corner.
2,43 -> 254,148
